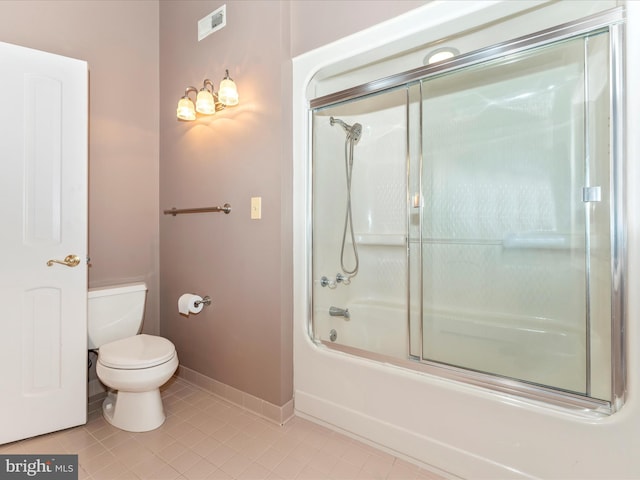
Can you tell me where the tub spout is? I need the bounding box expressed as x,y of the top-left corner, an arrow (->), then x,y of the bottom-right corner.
329,306 -> 350,319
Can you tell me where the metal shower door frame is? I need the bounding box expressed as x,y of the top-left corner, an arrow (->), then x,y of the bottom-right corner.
308,7 -> 626,415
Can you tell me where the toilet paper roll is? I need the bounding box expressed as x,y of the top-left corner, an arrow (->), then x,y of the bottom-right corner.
178,293 -> 204,315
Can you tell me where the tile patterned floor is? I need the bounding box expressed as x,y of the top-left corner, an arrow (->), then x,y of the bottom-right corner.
0,377 -> 446,479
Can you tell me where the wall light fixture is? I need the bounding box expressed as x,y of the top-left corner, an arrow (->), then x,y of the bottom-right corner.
176,69 -> 239,121
423,47 -> 460,65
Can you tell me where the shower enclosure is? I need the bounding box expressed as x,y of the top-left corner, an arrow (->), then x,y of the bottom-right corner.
310,10 -> 624,411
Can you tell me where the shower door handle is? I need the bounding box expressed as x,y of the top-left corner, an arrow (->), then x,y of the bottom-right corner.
47,254 -> 81,267
412,193 -> 422,208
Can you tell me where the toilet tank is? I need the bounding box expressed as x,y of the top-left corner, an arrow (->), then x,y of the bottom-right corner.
88,282 -> 147,349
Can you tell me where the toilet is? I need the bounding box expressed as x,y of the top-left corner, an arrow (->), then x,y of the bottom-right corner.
88,282 -> 178,432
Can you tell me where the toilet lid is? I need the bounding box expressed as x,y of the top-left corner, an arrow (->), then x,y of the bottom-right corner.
98,334 -> 176,369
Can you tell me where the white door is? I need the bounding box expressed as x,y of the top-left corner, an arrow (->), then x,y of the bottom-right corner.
0,41 -> 88,444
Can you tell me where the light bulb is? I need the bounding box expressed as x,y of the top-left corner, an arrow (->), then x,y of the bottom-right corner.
196,89 -> 215,115
218,71 -> 239,106
176,97 -> 196,121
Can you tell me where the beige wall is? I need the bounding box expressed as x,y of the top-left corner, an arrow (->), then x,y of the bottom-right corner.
159,0 -> 293,407
0,0 -> 424,407
290,0 -> 428,57
0,1 -> 161,335
157,0 -> 424,408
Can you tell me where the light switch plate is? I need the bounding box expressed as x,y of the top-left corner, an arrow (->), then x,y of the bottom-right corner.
251,197 -> 262,220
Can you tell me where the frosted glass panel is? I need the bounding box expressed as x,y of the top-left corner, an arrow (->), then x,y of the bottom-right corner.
311,89 -> 409,358
421,34 -> 610,396
310,21 -> 619,407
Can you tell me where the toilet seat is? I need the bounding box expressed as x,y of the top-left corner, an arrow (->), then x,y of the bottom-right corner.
99,334 -> 176,369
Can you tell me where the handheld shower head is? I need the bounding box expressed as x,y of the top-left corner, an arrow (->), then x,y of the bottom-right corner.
350,123 -> 362,142
330,117 -> 362,142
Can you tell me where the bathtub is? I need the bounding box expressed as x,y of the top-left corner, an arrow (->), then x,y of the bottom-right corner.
316,299 -> 407,358
294,1 -> 640,478
423,307 -> 586,394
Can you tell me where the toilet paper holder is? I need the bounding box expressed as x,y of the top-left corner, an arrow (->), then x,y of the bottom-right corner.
194,296 -> 212,307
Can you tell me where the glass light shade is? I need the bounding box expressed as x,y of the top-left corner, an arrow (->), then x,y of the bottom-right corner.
176,97 -> 196,121
424,47 -> 460,65
196,89 -> 216,115
218,77 -> 239,106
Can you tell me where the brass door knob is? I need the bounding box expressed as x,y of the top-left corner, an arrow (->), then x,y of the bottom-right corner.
46,254 -> 81,267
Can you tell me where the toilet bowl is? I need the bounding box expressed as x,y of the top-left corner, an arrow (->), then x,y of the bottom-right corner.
88,283 -> 179,432
97,334 -> 178,432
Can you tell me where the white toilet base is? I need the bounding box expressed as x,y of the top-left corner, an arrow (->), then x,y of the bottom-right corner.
96,342 -> 178,433
103,389 -> 166,432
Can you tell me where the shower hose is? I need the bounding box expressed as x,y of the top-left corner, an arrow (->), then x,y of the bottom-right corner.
340,132 -> 359,284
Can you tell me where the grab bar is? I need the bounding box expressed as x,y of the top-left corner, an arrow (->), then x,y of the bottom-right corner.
164,203 -> 231,216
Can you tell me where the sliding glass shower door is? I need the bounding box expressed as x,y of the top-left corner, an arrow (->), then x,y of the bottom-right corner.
419,32 -> 613,400
310,10 -> 624,410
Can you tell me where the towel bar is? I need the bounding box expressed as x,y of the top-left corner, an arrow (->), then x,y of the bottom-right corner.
164,203 -> 231,215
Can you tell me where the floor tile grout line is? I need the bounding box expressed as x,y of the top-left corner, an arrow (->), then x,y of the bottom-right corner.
1,375 -> 448,480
